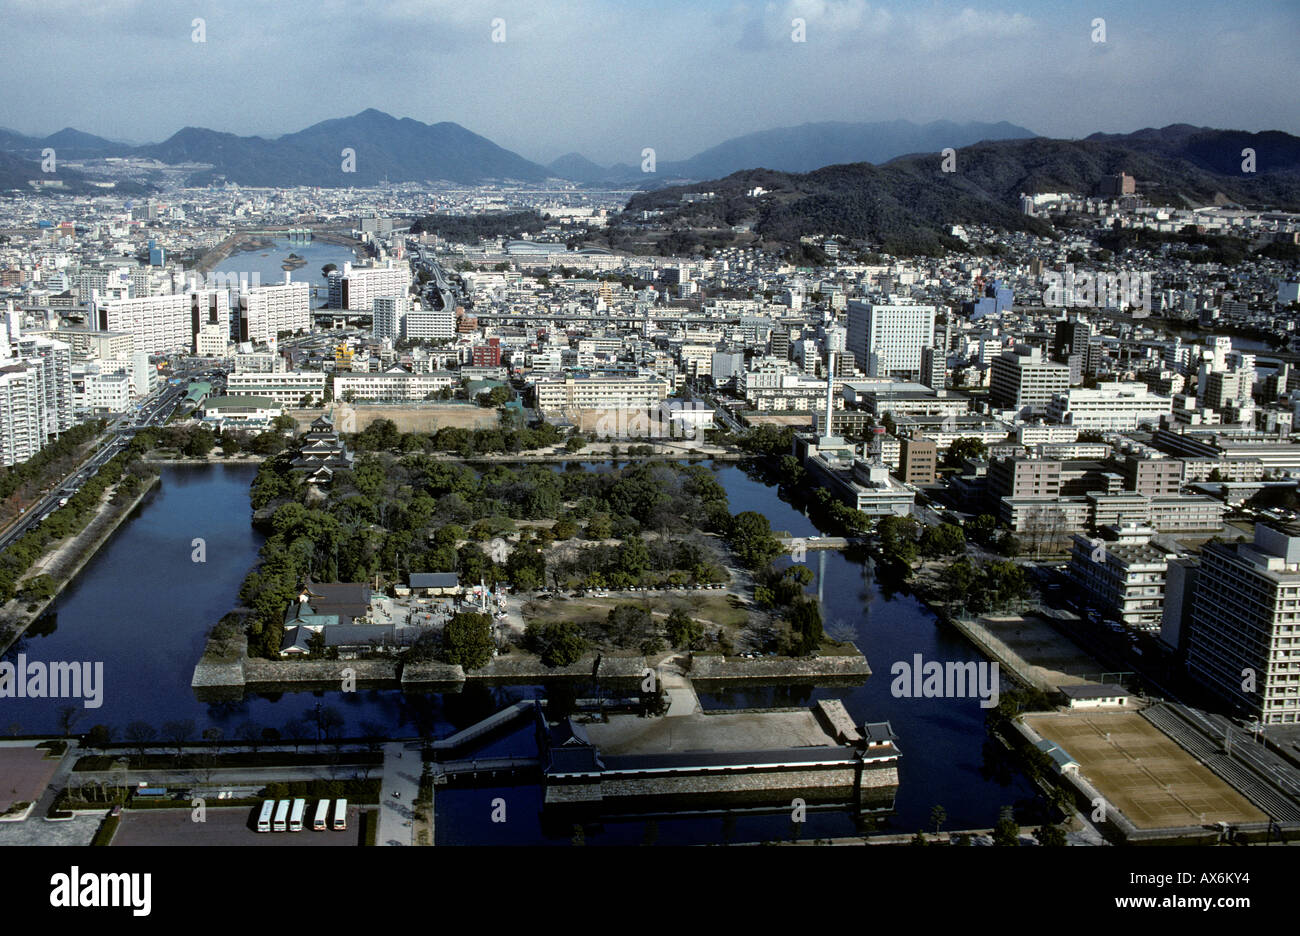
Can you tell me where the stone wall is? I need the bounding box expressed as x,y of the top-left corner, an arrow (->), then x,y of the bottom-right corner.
688,651 -> 871,681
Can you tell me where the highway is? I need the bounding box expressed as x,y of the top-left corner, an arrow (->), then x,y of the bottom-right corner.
407,240 -> 459,313
0,377 -> 190,554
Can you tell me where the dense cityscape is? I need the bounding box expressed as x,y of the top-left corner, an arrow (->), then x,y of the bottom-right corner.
0,0 -> 1296,918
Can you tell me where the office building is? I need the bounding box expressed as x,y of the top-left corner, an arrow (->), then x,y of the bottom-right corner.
846,301 -> 936,379
989,345 -> 1070,414
1186,524 -> 1300,724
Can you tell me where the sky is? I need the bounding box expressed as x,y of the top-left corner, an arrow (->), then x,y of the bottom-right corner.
1,0 -> 1296,166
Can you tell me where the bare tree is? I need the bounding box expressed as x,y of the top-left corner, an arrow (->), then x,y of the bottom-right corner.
161,719 -> 195,758
125,721 -> 157,759
57,706 -> 80,738
282,719 -> 310,754
234,721 -> 261,753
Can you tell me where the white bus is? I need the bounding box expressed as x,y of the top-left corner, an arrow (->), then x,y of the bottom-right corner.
257,800 -> 275,833
333,798 -> 347,831
289,798 -> 306,832
273,799 -> 290,832
313,799 -> 329,831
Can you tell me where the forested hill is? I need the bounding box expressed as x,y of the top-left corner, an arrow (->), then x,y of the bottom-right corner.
620,128 -> 1300,255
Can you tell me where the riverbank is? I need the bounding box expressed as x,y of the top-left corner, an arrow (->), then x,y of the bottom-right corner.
0,474 -> 161,657
191,228 -> 363,275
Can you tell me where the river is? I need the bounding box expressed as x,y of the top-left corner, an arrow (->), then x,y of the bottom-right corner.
3,460 -> 1043,843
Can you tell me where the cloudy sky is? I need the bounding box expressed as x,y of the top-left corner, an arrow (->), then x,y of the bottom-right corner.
2,0 -> 1296,166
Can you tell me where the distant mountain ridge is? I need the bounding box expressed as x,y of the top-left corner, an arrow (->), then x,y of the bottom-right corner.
0,115 -> 1296,199
619,126 -> 1300,255
551,119 -> 1038,185
0,110 -> 554,187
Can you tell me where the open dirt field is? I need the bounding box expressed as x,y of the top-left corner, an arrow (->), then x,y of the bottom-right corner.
0,745 -> 60,813
979,615 -> 1102,687
741,413 -> 815,428
1026,712 -> 1267,829
287,405 -> 499,434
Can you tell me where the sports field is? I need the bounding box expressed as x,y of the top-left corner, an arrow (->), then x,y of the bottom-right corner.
1025,712 -> 1267,829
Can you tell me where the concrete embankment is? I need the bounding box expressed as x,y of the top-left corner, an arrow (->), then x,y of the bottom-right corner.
143,454 -> 266,466
687,649 -> 871,683
0,474 -> 161,658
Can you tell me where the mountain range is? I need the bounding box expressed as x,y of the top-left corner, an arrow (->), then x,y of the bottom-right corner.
549,119 -> 1037,184
0,111 -> 1036,189
617,128 -> 1300,255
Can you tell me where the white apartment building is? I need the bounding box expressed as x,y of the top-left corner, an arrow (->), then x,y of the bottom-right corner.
14,336 -> 72,437
94,352 -> 156,398
237,276 -> 311,344
92,290 -> 230,355
227,371 -> 328,407
533,374 -> 670,413
234,351 -> 287,374
1047,383 -> 1173,431
846,300 -> 936,379
372,295 -> 412,342
0,362 -> 45,466
327,261 -> 411,312
404,307 -> 455,340
84,371 -> 132,414
332,370 -> 457,402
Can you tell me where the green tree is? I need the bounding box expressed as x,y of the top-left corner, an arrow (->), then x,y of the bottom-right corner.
665,608 -> 704,649
441,612 -> 495,670
525,620 -> 588,667
944,437 -> 987,467
727,511 -> 783,570
1037,823 -> 1068,847
930,804 -> 947,836
920,523 -> 966,558
787,599 -> 823,656
877,515 -> 919,564
992,806 -> 1019,846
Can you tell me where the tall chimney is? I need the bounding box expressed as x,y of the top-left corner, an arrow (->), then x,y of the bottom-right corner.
823,350 -> 836,437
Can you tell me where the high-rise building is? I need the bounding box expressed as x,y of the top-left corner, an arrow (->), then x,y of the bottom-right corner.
372,295 -> 412,342
472,340 -> 502,368
989,345 -> 1070,413
404,307 -> 455,340
237,274 -> 311,345
0,362 -> 44,466
327,260 -> 411,312
920,346 -> 945,390
1186,524 -> 1300,724
846,301 -> 935,379
92,289 -> 230,355
1053,317 -> 1091,365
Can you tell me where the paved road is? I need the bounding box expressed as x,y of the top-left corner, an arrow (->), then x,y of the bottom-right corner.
377,742 -> 421,846
0,382 -> 186,552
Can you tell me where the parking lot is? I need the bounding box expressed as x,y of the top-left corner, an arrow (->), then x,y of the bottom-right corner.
112,805 -> 364,846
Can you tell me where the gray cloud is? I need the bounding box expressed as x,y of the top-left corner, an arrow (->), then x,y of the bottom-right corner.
0,0 -> 1295,166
